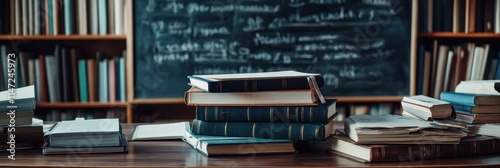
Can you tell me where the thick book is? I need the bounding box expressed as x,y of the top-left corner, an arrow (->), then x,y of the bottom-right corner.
191,119 -> 334,141
183,129 -> 295,156
470,123 -> 500,137
401,95 -> 453,120
441,91 -> 500,106
331,129 -> 500,163
42,135 -> 127,155
185,87 -> 318,106
187,70 -> 324,93
44,118 -> 122,147
195,100 -> 337,123
344,114 -> 466,144
455,112 -> 500,124
455,80 -> 500,95
0,85 -> 36,112
452,104 -> 500,113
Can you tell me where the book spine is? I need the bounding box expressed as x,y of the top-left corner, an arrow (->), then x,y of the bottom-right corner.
63,0 -> 73,35
78,59 -> 88,102
440,92 -> 477,106
195,104 -> 332,123
370,138 -> 500,162
191,119 -> 329,141
197,75 -> 324,92
451,104 -> 474,113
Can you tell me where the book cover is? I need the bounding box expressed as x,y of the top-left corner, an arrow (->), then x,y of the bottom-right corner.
108,59 -> 116,102
185,87 -> 318,106
129,122 -> 189,141
331,129 -> 500,163
188,70 -> 324,93
77,0 -> 87,35
455,80 -> 500,95
78,59 -> 88,102
183,129 -> 295,156
455,112 -> 500,124
452,104 -> 500,113
63,0 -> 73,35
86,58 -> 98,102
70,48 -> 80,102
401,95 -> 453,120
191,119 -> 334,141
470,123 -> 500,137
440,91 -> 500,106
195,100 -> 337,123
98,0 -> 107,35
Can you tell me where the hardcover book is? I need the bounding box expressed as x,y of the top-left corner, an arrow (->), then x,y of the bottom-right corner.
470,123 -> 500,137
183,130 -> 295,156
187,70 -> 324,93
191,119 -> 334,141
331,129 -> 500,163
452,104 -> 500,113
401,95 -> 453,120
455,112 -> 500,124
195,100 -> 337,123
455,80 -> 500,95
129,122 -> 189,141
440,91 -> 500,106
184,87 -> 318,106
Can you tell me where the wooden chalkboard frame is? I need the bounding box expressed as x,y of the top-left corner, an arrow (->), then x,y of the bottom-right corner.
127,0 -> 418,103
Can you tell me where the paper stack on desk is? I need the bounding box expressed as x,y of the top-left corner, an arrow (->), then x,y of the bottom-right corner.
42,118 -> 127,155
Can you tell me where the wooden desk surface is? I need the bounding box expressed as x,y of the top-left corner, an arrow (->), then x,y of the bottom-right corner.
1,123 -> 500,168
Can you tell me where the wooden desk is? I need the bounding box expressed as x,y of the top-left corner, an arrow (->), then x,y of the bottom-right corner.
1,124 -> 500,167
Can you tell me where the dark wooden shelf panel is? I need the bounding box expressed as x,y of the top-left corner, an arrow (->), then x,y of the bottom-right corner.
0,35 -> 127,40
418,32 -> 500,38
37,102 -> 128,108
131,98 -> 185,104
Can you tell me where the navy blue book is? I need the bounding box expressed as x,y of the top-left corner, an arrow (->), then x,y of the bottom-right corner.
440,91 -> 500,106
191,119 -> 334,141
196,100 -> 337,123
188,70 -> 324,92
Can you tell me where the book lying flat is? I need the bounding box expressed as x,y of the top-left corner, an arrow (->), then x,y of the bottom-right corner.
195,100 -> 337,123
440,91 -> 500,106
452,104 -> 500,113
184,87 -> 318,106
128,121 -> 190,141
344,114 -> 466,144
183,130 -> 295,156
470,123 -> 500,137
191,119 -> 334,141
45,118 -> 122,147
401,95 -> 453,120
455,112 -> 500,124
331,129 -> 500,163
42,135 -> 128,155
455,80 -> 500,95
0,85 -> 36,112
188,70 -> 324,92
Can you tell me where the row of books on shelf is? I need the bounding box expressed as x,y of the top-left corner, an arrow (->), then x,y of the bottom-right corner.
0,0 -> 127,36
418,0 -> 500,33
417,41 -> 500,98
37,108 -> 127,122
0,44 -> 127,103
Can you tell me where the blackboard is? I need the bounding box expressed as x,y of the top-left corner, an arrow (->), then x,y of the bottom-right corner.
133,0 -> 414,99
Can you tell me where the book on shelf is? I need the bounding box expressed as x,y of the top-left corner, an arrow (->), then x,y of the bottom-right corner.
129,121 -> 189,141
441,91 -> 500,106
455,112 -> 500,124
183,129 -> 295,156
331,129 -> 500,163
470,123 -> 500,137
344,114 -> 466,144
184,87 -> 319,106
400,95 -> 454,120
191,119 -> 334,141
455,80 -> 500,95
187,70 -> 324,93
44,118 -> 123,147
195,100 -> 337,123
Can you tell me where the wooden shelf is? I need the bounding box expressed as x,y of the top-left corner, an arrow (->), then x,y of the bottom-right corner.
36,102 -> 128,108
131,98 -> 185,104
418,32 -> 500,38
0,35 -> 127,40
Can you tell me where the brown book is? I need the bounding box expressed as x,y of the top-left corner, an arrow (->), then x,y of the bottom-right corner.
468,0 -> 477,33
44,0 -> 49,35
430,40 -> 439,96
87,59 -> 98,102
455,112 -> 500,124
108,59 -> 116,102
453,0 -> 461,33
70,48 -> 80,102
422,51 -> 432,96
331,129 -> 500,163
452,45 -> 468,89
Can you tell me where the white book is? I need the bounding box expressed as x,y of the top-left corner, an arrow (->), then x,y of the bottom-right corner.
114,0 -> 123,35
129,122 -> 189,141
478,44 -> 490,80
90,0 -> 98,34
46,118 -> 122,147
77,0 -> 88,35
401,95 -> 453,120
470,46 -> 485,80
34,0 -> 40,35
434,45 -> 449,98
455,80 -> 500,95
123,0 -> 127,35
98,0 -> 108,35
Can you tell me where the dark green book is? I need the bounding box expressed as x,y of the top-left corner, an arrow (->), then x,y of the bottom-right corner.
196,100 -> 337,123
191,119 -> 334,141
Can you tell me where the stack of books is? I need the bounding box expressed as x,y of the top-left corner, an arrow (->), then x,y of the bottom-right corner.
183,70 -> 338,156
42,118 -> 127,155
0,85 -> 43,150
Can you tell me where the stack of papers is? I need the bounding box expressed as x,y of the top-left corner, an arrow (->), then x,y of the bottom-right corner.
344,114 -> 467,144
43,118 -> 127,155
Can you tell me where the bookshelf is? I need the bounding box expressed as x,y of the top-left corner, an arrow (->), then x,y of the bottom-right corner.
416,0 -> 500,99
